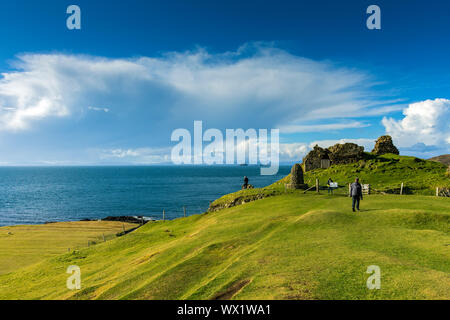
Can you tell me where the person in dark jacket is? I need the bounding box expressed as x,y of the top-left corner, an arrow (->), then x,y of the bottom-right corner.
350,178 -> 363,212
243,176 -> 249,189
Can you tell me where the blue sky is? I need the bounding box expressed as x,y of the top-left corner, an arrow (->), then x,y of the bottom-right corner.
0,0 -> 449,165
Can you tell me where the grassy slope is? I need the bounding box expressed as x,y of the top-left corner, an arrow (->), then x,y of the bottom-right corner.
429,154 -> 450,166
0,193 -> 448,300
210,154 -> 449,210
0,221 -> 137,275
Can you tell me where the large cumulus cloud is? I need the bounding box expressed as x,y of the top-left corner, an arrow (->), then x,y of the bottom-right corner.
0,45 -> 385,133
0,45 -> 403,163
382,98 -> 450,156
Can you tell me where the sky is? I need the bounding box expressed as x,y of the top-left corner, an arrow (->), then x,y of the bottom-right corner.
0,0 -> 449,165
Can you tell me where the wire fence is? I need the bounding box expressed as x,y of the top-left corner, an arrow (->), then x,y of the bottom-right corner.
301,179 -> 449,197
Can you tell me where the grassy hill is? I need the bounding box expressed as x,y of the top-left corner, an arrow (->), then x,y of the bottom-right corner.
210,154 -> 449,211
0,193 -> 448,300
429,154 -> 450,166
302,153 -> 449,194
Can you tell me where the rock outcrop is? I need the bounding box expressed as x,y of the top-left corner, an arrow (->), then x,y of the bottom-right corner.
372,135 -> 399,155
102,216 -> 152,224
286,163 -> 308,189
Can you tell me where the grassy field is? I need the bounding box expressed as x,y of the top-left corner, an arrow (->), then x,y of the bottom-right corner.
0,193 -> 448,300
0,221 -> 138,275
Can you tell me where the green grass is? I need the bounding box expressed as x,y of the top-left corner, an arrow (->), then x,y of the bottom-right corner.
0,221 -> 138,275
0,193 -> 448,300
211,154 -> 449,211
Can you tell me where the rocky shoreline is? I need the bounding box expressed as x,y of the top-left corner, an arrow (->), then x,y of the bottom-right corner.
92,216 -> 155,225
40,215 -> 156,226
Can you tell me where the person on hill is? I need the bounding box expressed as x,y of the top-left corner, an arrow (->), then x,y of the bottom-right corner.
350,178 -> 363,212
327,177 -> 334,194
243,176 -> 249,189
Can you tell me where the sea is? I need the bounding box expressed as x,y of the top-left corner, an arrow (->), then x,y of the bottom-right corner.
0,165 -> 291,226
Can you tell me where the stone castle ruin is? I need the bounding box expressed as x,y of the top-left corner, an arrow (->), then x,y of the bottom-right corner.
303,143 -> 364,171
372,135 -> 399,155
302,135 -> 399,172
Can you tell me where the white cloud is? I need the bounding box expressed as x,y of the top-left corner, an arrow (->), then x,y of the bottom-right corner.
99,147 -> 171,164
0,45 -> 394,133
88,106 -> 110,113
279,143 -> 309,160
382,98 -> 450,148
280,121 -> 369,134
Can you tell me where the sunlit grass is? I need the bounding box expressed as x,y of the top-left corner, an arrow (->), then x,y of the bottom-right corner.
0,221 -> 137,275
0,194 -> 448,300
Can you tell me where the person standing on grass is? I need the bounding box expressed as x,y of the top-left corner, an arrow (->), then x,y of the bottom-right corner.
327,177 -> 334,194
243,176 -> 249,189
350,178 -> 363,212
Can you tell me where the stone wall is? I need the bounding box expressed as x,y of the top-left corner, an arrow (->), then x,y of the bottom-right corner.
302,143 -> 364,171
327,143 -> 365,165
303,145 -> 330,171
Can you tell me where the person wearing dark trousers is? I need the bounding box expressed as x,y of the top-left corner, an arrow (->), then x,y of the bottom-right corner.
327,178 -> 333,194
350,178 -> 363,212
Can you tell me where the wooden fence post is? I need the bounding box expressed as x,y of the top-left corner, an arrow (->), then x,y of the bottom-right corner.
184,206 -> 186,218
348,183 -> 351,197
316,179 -> 319,193
400,182 -> 404,195
102,233 -> 105,242
163,209 -> 165,221
436,187 -> 439,197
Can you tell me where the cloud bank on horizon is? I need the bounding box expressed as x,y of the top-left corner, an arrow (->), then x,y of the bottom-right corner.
0,45 -> 448,164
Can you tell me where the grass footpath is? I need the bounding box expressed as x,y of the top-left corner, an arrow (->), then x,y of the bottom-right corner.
0,193 -> 448,300
0,221 -> 138,275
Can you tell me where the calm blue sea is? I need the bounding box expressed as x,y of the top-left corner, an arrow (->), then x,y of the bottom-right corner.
0,165 -> 290,226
